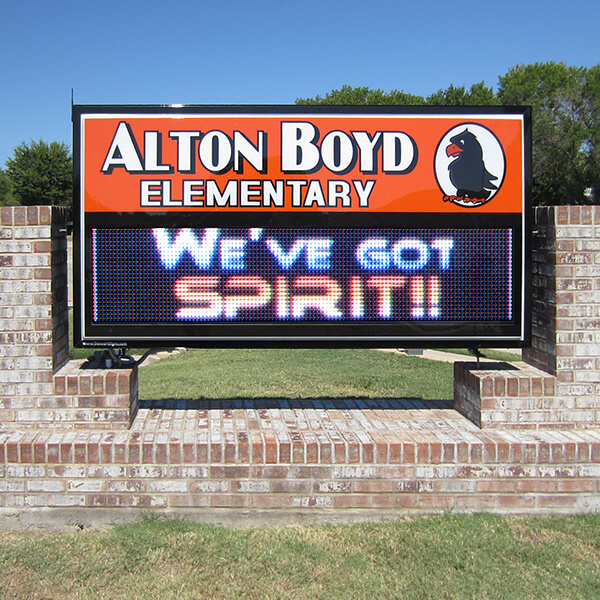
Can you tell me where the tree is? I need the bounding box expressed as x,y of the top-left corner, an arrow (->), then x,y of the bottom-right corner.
426,82 -> 498,106
297,85 -> 425,105
498,62 -> 600,205
5,140 -> 73,216
0,169 -> 16,206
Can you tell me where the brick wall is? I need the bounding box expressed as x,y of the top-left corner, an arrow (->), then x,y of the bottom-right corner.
455,205 -> 600,429
0,417 -> 599,525
0,206 -> 137,429
524,205 -> 600,383
1,204 -> 600,525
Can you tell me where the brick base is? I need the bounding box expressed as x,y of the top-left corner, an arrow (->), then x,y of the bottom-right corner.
2,204 -> 600,525
0,405 -> 599,527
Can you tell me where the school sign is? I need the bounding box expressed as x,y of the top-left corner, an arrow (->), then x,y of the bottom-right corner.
72,105 -> 531,347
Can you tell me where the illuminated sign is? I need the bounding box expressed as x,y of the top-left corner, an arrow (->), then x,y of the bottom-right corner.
73,105 -> 531,347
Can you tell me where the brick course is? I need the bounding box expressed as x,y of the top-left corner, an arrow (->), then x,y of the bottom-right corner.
0,407 -> 599,523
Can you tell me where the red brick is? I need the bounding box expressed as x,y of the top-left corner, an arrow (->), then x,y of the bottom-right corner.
333,440 -> 346,463
210,465 -> 251,479
210,494 -> 251,508
93,375 -> 105,395
353,480 -> 394,493
557,479 -> 596,492
252,466 -> 291,479
60,441 -> 73,463
249,432 -> 265,463
1,206 -> 13,225
39,206 -> 52,224
114,441 -> 127,464
224,438 -> 237,464
507,378 -> 519,397
347,439 -> 360,464
537,494 -> 578,509
33,436 -> 47,463
105,372 -> 118,395
263,432 -> 277,464
127,441 -> 141,463
169,441 -> 182,463
496,494 -> 536,509
538,443 -> 551,463
26,207 -> 39,225
46,441 -> 60,463
291,439 -> 305,463
429,441 -> 443,464
87,440 -> 100,463
477,480 -> 517,493
360,441 -> 374,463
142,442 -> 154,463
14,207 -> 26,225
100,439 -> 113,463
169,494 -> 210,508
179,440 -> 193,463
210,441 -> 222,463
333,495 -> 372,509
74,441 -> 87,463
319,439 -> 333,463
252,494 -> 294,509
195,442 -> 208,463
516,479 -> 558,493
270,480 -> 312,494
19,439 -> 33,463
306,441 -> 319,464
386,434 -> 402,463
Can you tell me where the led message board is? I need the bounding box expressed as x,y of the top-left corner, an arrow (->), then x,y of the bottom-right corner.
73,105 -> 531,347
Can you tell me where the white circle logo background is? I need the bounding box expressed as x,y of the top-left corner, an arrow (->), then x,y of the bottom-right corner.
434,123 -> 506,208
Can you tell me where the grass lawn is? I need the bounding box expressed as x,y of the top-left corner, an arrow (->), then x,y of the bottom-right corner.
0,513 -> 599,599
138,348 -> 455,401
69,305 -> 518,402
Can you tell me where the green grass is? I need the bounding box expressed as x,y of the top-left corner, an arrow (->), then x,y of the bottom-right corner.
68,308 -> 517,401
0,514 -> 599,599
139,348 -> 454,401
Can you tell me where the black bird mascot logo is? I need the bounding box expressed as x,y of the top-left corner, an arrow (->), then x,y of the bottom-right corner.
434,123 -> 505,208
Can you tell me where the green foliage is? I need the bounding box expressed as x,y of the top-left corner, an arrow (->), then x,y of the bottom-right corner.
498,62 -> 600,205
0,169 -> 17,206
297,84 -> 426,105
426,81 -> 499,106
5,140 -> 73,216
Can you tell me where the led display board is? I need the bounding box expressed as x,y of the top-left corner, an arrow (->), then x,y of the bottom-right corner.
73,105 -> 531,348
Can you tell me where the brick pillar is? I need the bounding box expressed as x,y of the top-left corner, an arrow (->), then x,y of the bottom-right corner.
0,206 -> 138,429
455,205 -> 600,429
523,206 -> 599,383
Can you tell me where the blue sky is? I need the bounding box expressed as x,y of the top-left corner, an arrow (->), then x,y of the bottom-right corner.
1,0 -> 598,166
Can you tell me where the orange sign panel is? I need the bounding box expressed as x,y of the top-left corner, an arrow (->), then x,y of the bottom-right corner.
77,108 -> 528,215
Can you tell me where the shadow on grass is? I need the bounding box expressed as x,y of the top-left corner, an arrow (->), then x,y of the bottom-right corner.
458,361 -> 519,371
138,397 -> 453,410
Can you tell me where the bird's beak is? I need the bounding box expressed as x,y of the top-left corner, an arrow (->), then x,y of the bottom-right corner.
446,143 -> 462,157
